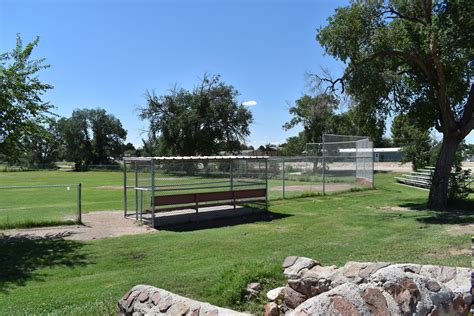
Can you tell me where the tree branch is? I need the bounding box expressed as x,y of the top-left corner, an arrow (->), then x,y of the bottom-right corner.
422,0 -> 432,25
431,34 -> 456,132
312,74 -> 346,94
380,6 -> 427,25
313,49 -> 433,94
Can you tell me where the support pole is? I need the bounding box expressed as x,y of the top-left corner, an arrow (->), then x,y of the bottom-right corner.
355,144 -> 359,186
140,190 -> 143,223
77,183 -> 82,223
135,161 -> 138,220
123,161 -> 127,217
230,159 -> 235,210
230,159 -> 234,191
151,159 -> 156,227
322,149 -> 326,195
282,158 -> 286,199
265,159 -> 269,210
371,143 -> 375,188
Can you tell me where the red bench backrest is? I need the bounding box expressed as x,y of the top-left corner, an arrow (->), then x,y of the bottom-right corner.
152,188 -> 266,206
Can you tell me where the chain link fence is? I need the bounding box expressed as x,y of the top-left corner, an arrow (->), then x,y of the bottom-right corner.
0,184 -> 82,229
269,134 -> 374,199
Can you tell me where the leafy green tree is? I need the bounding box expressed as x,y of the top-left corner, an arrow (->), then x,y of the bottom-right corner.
87,109 -> 127,164
122,142 -> 138,157
139,74 -> 253,156
280,132 -> 306,156
283,94 -> 338,143
59,109 -> 127,170
332,107 -> 386,146
391,114 -> 433,170
282,94 -> 386,154
316,0 -> 474,209
23,118 -> 61,168
57,112 -> 92,171
0,35 -> 53,163
139,137 -> 159,157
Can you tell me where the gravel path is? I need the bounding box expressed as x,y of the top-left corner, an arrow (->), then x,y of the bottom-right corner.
1,211 -> 155,241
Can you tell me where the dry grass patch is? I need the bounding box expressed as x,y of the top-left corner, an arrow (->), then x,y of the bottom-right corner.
445,223 -> 474,236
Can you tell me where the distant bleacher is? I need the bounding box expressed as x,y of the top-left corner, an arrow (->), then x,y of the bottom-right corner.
395,167 -> 435,189
396,166 -> 474,191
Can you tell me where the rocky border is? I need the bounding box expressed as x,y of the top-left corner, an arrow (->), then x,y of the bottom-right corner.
118,257 -> 471,315
265,256 -> 471,315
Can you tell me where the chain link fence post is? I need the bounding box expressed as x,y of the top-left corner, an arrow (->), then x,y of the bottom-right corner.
77,183 -> 82,223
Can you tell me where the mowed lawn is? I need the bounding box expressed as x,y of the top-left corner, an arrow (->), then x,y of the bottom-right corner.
0,172 -> 472,314
0,170 -> 125,213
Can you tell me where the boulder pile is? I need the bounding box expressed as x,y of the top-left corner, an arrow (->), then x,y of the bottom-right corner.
266,256 -> 471,315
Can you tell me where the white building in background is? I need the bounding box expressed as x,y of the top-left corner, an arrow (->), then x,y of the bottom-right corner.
373,148 -> 403,162
339,147 -> 403,162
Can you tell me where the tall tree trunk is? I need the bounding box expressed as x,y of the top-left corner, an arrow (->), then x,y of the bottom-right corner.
427,133 -> 461,210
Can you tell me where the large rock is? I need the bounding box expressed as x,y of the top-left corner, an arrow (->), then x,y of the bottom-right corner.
265,302 -> 279,316
283,256 -> 320,279
289,275 -> 458,316
361,288 -> 389,316
267,287 -> 285,301
289,283 -> 372,315
118,285 -> 250,315
276,257 -> 471,315
284,286 -> 307,309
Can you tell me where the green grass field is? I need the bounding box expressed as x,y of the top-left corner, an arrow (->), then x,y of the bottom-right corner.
0,171 -> 472,314
0,171 -> 125,228
0,170 -> 364,229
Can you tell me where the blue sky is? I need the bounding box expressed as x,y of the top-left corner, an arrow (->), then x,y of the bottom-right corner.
1,0 -> 472,147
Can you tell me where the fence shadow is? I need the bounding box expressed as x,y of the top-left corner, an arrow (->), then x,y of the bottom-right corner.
157,210 -> 291,232
0,232 -> 89,293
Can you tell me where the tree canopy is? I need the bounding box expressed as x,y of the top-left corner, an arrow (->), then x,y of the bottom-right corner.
283,94 -> 338,143
0,35 -> 53,162
282,92 -> 388,151
139,74 -> 253,156
316,0 -> 474,209
59,108 -> 127,170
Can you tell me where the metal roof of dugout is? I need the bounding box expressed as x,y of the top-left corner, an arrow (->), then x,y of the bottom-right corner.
123,156 -> 269,161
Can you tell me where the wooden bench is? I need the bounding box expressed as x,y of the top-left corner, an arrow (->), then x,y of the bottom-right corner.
150,188 -> 267,213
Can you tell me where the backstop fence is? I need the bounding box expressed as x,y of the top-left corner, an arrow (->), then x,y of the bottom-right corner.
0,184 -> 82,229
268,134 -> 374,199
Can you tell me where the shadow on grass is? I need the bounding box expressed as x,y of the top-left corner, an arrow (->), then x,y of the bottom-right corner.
158,211 -> 291,232
0,220 -> 81,230
399,199 -> 474,225
0,232 -> 89,293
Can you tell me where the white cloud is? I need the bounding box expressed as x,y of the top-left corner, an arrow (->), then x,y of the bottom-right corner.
242,100 -> 257,107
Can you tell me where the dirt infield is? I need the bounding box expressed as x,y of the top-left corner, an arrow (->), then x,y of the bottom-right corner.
1,211 -> 155,241
271,183 -> 353,192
